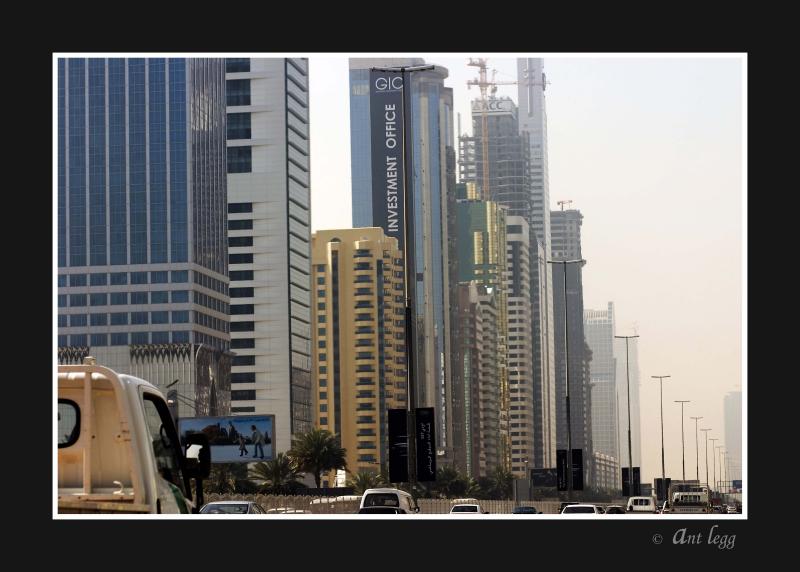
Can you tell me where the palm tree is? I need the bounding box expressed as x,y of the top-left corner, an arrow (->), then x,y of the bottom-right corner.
491,466 -> 514,500
288,428 -> 347,489
346,470 -> 387,494
248,453 -> 307,495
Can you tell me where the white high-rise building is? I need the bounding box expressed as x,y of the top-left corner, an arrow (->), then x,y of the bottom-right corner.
225,58 -> 312,453
517,58 -> 556,467
724,390 -> 742,482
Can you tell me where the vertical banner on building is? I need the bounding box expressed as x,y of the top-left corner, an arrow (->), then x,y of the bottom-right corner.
415,407 -> 436,481
655,477 -> 671,501
622,467 -> 642,496
370,70 -> 405,252
387,409 -> 409,483
556,449 -> 567,491
571,449 -> 584,491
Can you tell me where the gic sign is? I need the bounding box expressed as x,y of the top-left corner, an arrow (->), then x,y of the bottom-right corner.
370,69 -> 405,252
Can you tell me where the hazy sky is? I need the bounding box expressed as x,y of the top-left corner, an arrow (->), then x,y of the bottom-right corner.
307,54 -> 744,485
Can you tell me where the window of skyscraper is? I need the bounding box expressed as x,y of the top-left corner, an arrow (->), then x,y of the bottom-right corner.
230,270 -> 254,281
131,291 -> 148,305
232,356 -> 256,366
110,272 -> 127,285
229,219 -> 253,230
151,291 -> 169,304
227,112 -> 251,140
131,332 -> 148,344
151,271 -> 169,284
225,59 -> 250,73
231,321 -> 254,332
229,236 -> 253,247
229,253 -> 254,264
227,146 -> 252,174
230,287 -> 254,298
152,332 -> 169,344
231,338 -> 255,349
228,202 -> 253,213
231,304 -> 254,315
131,272 -> 148,285
70,294 -> 87,307
171,290 -> 189,303
171,270 -> 188,283
226,79 -> 251,106
70,274 -> 87,287
90,273 -> 107,286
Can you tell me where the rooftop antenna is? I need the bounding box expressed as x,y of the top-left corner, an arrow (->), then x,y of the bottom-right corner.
557,199 -> 573,211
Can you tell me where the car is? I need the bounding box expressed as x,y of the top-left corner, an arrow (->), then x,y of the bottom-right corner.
561,504 -> 604,514
357,506 -> 408,514
711,505 -> 724,513
559,501 -> 580,513
264,507 -> 311,514
726,505 -> 738,514
604,505 -> 625,514
450,503 -> 488,515
511,506 -> 539,514
199,501 -> 264,514
626,495 -> 658,513
360,488 -> 419,514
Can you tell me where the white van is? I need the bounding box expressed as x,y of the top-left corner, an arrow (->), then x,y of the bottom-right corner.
626,496 -> 658,513
359,488 -> 419,514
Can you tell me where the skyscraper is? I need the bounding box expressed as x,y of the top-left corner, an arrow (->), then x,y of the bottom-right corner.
550,208 -> 593,481
584,302 -> 621,487
724,390 -> 742,482
225,57 -> 312,452
517,58 -> 557,468
349,58 -> 454,453
57,57 -> 231,418
311,228 -> 406,477
505,216 -> 536,478
460,95 -> 552,468
455,197 -> 510,470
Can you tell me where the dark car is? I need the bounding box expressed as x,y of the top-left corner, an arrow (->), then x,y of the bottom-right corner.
357,506 -> 408,514
511,506 -> 539,514
604,505 -> 625,514
199,501 -> 264,514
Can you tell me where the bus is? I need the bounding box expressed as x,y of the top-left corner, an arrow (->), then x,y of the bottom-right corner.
670,489 -> 711,514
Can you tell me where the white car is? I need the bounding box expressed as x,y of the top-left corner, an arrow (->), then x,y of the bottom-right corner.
450,503 -> 488,515
726,505 -> 738,514
561,504 -> 604,514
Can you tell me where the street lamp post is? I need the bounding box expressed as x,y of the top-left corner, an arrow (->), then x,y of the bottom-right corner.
651,375 -> 670,498
616,334 -> 639,497
674,400 -> 690,482
690,416 -> 703,483
548,258 -> 586,500
700,428 -> 711,490
715,445 -> 723,493
370,64 -> 434,487
709,438 -> 718,495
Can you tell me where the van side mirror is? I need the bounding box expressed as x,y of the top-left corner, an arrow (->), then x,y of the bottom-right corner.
184,433 -> 211,479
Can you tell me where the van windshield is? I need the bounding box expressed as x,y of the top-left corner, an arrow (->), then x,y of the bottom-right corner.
363,493 -> 400,507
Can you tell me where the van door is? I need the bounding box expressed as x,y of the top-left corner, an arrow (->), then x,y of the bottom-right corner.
141,392 -> 191,513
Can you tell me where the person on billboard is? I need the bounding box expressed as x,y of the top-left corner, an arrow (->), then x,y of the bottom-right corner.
251,425 -> 266,459
228,421 -> 238,443
238,434 -> 248,457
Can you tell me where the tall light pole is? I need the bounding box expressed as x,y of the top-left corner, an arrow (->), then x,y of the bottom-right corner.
715,445 -> 724,493
371,64 -> 434,487
690,416 -> 703,483
674,400 -> 690,482
700,428 -> 711,490
548,258 -> 586,499
651,375 -> 670,498
709,437 -> 718,494
616,334 -> 639,497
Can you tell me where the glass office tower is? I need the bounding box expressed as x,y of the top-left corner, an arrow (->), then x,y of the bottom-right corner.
349,58 -> 454,453
57,58 -> 231,417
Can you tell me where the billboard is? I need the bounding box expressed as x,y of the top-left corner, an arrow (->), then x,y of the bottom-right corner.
370,69 -> 406,252
415,407 -> 436,481
388,408 -> 409,483
471,97 -> 515,115
179,415 -> 274,464
655,477 -> 671,501
532,468 -> 558,488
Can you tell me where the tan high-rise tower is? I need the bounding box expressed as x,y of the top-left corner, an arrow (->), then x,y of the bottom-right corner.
311,228 -> 406,478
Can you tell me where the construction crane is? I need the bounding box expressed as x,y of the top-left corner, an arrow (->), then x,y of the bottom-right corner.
467,58 -> 516,201
557,199 -> 573,211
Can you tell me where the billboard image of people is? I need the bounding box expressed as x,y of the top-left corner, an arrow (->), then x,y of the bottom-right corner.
179,415 -> 274,464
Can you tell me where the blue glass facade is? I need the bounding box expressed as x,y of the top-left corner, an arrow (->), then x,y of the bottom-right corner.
58,58 -> 230,357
